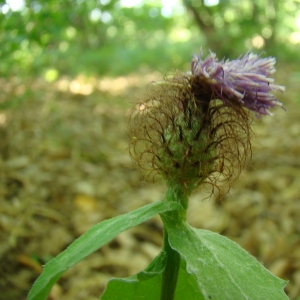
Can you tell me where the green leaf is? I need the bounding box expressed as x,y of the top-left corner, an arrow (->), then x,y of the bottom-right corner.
101,251 -> 204,300
27,201 -> 181,300
100,251 -> 166,300
162,216 -> 288,300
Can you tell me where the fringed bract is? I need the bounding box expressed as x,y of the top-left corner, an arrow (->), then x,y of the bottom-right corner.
129,72 -> 252,195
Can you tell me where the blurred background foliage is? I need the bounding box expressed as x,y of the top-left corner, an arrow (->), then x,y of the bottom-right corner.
1,0 -> 300,80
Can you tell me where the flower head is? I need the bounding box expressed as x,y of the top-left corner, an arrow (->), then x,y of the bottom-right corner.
129,48 -> 285,196
129,73 -> 252,195
191,49 -> 285,116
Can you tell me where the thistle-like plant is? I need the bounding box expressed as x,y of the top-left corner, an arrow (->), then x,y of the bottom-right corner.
28,49 -> 287,300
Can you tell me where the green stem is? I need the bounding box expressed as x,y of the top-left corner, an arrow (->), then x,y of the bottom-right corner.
160,184 -> 188,300
160,227 -> 181,300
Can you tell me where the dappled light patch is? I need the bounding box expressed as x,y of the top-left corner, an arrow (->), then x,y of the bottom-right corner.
53,72 -> 162,97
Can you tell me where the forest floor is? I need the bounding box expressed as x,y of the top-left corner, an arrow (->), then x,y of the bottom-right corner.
0,64 -> 300,300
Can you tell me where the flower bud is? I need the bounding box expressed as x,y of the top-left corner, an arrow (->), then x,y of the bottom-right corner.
129,49 -> 284,195
129,73 -> 251,195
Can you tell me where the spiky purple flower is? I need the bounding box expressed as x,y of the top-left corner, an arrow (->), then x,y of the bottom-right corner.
191,49 -> 285,116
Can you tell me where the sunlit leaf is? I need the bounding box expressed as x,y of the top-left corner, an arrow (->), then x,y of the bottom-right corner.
162,215 -> 288,300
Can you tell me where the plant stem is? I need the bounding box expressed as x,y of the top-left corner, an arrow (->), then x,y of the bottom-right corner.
160,184 -> 188,300
160,227 -> 181,300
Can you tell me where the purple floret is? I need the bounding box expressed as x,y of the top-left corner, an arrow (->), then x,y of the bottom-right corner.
191,49 -> 285,116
